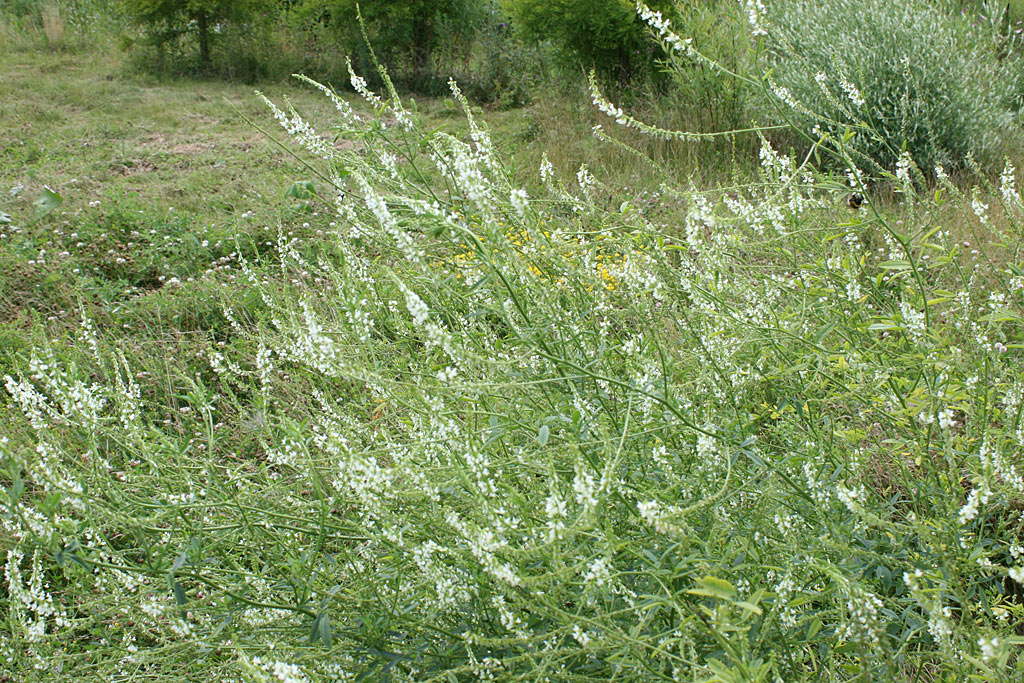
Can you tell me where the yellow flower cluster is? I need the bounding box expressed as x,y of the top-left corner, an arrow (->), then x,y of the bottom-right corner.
436,214 -> 625,291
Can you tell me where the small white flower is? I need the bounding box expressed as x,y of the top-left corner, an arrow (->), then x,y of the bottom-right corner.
979,636 -> 1000,663
510,188 -> 529,218
572,623 -> 592,646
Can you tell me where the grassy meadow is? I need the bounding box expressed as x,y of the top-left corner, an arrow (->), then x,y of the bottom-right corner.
5,2 -> 1024,681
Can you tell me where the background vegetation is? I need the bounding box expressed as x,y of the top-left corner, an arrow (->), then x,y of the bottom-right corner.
4,0 -> 1024,680
762,0 -> 1024,174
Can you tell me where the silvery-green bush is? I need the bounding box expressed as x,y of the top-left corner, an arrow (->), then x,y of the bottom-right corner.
761,0 -> 1022,174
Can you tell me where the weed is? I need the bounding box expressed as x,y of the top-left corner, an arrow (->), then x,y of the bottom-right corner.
4,5 -> 1024,680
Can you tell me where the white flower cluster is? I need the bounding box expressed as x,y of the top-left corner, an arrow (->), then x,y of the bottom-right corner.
412,541 -> 473,610
635,2 -> 693,54
347,59 -> 383,111
835,483 -> 866,514
449,79 -> 497,170
285,299 -> 338,376
899,300 -> 926,344
802,459 -> 833,507
979,435 -> 1024,494
971,187 -> 990,226
576,165 -> 596,198
583,557 -> 611,588
903,569 -> 952,646
257,93 -> 333,160
978,635 -> 1001,664
398,282 -> 453,352
744,0 -> 768,36
292,73 -> 362,128
1000,160 -> 1021,211
685,194 -> 714,251
445,512 -> 521,587
4,549 -> 71,641
772,571 -> 801,629
545,489 -> 568,542
245,656 -> 311,683
895,151 -> 914,187
351,170 -> 423,264
3,351 -> 106,430
637,498 -> 688,536
267,433 -> 304,469
510,188 -> 529,218
838,72 -> 865,108
836,586 -> 884,647
957,481 -> 990,525
592,90 -> 625,125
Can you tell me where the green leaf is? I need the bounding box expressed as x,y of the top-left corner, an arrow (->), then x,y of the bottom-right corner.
309,614 -> 320,643
814,321 -> 836,345
879,260 -> 910,270
285,180 -> 317,200
34,187 -> 63,217
171,549 -> 188,574
788,595 -> 815,608
705,657 -> 738,682
210,614 -> 233,640
735,600 -> 763,615
172,581 -> 187,606
0,210 -> 11,224
9,475 -> 24,501
318,612 -> 333,648
67,552 -> 90,571
687,576 -> 737,601
537,424 -> 549,446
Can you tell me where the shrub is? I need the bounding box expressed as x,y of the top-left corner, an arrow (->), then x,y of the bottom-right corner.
501,0 -> 676,87
121,0 -> 266,69
759,0 -> 1023,174
295,0 -> 485,90
644,0 -> 751,138
447,1 -> 544,107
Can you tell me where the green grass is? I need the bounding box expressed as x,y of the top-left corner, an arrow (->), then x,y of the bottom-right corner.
0,47 -> 353,504
4,19 -> 1024,683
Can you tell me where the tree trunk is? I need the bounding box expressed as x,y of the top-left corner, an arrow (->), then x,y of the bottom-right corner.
617,45 -> 632,88
197,9 -> 210,68
411,16 -> 433,83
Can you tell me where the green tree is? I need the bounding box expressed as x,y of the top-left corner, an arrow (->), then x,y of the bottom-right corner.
122,0 -> 263,67
304,0 -> 483,84
501,0 -> 674,86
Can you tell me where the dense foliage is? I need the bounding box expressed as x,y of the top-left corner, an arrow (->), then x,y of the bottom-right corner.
121,0 -> 264,66
294,0 -> 484,88
760,0 -> 1024,173
501,0 -> 676,85
5,0 -> 1024,680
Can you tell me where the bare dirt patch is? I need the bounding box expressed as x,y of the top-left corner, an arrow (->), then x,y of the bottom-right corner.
170,142 -> 215,155
110,159 -> 158,175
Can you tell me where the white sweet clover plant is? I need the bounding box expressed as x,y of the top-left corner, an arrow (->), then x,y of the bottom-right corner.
3,3 -> 1024,679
